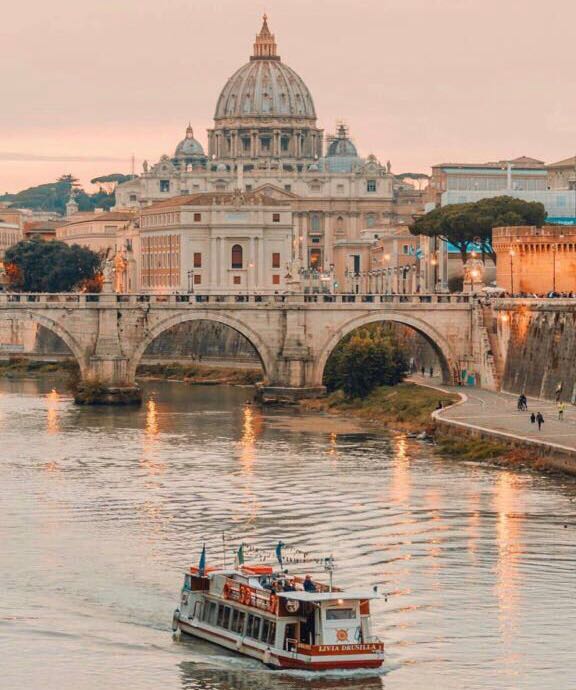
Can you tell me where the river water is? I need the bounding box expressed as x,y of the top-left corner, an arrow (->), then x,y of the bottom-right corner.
0,379 -> 575,690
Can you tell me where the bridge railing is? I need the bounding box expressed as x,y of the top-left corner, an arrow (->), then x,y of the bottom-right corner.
0,292 -> 476,306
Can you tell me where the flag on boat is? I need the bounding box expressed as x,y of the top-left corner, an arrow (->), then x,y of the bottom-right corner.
198,544 -> 206,576
236,543 -> 245,567
275,541 -> 285,567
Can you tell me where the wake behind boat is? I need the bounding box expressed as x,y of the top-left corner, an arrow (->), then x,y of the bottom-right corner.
172,543 -> 385,671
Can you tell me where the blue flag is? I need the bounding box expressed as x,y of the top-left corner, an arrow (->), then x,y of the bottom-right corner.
198,544 -> 206,576
275,541 -> 285,568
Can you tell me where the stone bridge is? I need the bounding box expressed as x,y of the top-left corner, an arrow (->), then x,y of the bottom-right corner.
0,292 -> 496,403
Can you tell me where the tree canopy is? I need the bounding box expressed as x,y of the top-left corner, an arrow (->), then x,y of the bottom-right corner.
410,195 -> 547,263
4,239 -> 102,292
324,325 -> 408,399
2,174 -> 118,214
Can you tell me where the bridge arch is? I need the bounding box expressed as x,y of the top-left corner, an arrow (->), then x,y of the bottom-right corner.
127,311 -> 274,383
314,312 -> 459,386
0,311 -> 89,377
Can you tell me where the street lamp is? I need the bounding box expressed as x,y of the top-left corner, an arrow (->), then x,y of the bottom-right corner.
470,268 -> 480,294
509,248 -> 515,295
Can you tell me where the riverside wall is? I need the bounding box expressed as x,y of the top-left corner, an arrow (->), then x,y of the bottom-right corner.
500,304 -> 576,403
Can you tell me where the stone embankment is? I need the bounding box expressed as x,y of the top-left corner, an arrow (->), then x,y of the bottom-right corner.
431,383 -> 576,476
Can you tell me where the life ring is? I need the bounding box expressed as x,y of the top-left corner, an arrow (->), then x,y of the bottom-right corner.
285,599 -> 300,614
172,608 -> 180,632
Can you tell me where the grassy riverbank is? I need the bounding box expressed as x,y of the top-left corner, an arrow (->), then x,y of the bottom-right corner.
136,362 -> 262,386
0,358 -> 262,386
0,358 -> 78,377
302,383 -> 460,433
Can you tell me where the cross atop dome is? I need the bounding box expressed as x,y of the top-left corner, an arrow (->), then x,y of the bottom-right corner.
252,13 -> 279,60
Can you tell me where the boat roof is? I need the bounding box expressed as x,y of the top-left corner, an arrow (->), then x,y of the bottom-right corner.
277,591 -> 379,602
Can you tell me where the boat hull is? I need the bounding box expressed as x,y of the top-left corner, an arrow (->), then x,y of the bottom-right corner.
177,619 -> 384,671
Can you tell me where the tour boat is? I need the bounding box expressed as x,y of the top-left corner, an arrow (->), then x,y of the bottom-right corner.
172,557 -> 384,671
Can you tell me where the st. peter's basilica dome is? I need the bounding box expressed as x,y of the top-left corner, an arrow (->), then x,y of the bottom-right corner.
174,124 -> 205,158
213,15 -> 316,123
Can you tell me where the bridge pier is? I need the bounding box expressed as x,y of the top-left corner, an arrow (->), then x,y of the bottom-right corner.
74,290 -> 142,405
258,342 -> 326,403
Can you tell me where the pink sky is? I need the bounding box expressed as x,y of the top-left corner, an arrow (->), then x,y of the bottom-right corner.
1,0 -> 575,193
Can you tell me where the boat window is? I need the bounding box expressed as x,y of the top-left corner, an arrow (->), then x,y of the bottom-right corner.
183,574 -> 192,590
261,619 -> 276,645
261,619 -> 271,643
231,609 -> 245,634
222,606 -> 231,629
216,604 -> 225,627
203,601 -> 217,624
246,614 -> 261,639
326,608 -> 356,620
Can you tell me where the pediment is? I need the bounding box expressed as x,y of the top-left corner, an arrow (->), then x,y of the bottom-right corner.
252,183 -> 300,200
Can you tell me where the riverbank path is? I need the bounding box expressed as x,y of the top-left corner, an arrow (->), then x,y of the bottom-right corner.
411,376 -> 576,454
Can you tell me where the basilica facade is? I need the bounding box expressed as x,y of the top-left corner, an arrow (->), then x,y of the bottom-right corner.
112,16 -> 423,290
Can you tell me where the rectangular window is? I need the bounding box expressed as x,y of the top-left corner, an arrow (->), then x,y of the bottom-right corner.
160,180 -> 170,193
217,604 -> 225,627
194,252 -> 202,268
402,244 -> 409,255
337,184 -> 345,193
310,248 -> 321,268
312,237 -> 320,244
193,213 -> 202,222
222,606 -> 231,629
245,184 -> 253,192
366,179 -> 377,192
129,194 -> 137,202
246,614 -> 261,639
353,255 -> 361,273
231,609 -> 245,634
272,252 -> 281,268
272,213 -> 280,223
284,184 -> 292,192
233,276 -> 241,285
272,274 -> 280,285
326,608 -> 356,620
194,274 -> 201,285
261,619 -> 271,643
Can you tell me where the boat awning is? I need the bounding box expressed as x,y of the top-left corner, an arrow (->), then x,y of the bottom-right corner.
277,591 -> 379,602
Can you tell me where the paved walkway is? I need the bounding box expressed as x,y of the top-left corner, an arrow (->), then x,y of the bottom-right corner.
411,376 -> 576,454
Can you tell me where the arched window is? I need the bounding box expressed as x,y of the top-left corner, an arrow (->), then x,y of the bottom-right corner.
310,214 -> 321,232
231,244 -> 243,269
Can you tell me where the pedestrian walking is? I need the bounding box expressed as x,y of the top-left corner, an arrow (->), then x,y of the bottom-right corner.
536,411 -> 544,430
429,366 -> 434,378
517,395 -> 523,411
521,393 -> 527,410
555,382 -> 563,402
530,412 -> 536,424
558,402 -> 565,421
421,365 -> 425,376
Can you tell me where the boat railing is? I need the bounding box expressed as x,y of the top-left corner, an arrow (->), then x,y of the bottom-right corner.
222,577 -> 277,614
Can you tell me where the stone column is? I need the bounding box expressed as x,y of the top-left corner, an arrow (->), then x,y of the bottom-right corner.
249,237 -> 256,290
258,235 -> 265,289
324,212 -> 333,268
210,236 -> 218,289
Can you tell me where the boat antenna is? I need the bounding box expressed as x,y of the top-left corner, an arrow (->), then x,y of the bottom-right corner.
324,555 -> 335,592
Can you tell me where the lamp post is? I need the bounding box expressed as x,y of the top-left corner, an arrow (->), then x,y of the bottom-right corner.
509,248 -> 515,295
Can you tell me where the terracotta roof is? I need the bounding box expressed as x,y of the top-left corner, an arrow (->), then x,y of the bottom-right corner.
60,211 -> 134,226
142,191 -> 287,211
24,220 -> 60,231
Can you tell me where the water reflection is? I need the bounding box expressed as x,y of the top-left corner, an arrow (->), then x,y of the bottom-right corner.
46,388 -> 60,434
141,396 -> 165,477
178,662 -> 384,690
